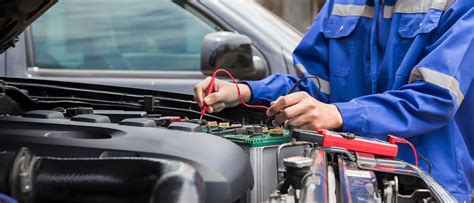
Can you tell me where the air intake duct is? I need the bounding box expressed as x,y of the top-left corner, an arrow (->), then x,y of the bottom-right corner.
1,148 -> 205,203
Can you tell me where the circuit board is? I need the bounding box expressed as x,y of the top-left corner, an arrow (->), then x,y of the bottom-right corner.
200,121 -> 290,147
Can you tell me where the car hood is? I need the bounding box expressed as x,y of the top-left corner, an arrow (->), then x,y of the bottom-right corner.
0,0 -> 56,53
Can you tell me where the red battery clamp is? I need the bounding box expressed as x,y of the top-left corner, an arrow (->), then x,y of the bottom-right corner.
291,128 -> 399,158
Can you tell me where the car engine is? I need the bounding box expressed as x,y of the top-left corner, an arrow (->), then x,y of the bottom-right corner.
0,78 -> 455,202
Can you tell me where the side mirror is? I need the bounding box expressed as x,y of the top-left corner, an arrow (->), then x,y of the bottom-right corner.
201,32 -> 268,80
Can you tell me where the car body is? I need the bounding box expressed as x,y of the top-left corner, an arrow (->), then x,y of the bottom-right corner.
0,0 -> 301,94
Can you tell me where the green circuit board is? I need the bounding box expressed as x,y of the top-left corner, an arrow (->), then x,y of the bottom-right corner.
221,133 -> 290,147
199,121 -> 291,147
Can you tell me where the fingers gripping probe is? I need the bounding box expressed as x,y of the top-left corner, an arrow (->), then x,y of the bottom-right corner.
199,69 -> 269,122
200,76 -> 216,121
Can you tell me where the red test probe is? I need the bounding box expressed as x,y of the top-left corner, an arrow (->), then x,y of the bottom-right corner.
199,69 -> 269,121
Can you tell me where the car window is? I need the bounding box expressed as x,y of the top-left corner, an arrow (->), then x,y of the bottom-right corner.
31,0 -> 221,71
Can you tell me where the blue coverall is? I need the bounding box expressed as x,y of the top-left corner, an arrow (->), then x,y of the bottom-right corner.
245,0 -> 473,201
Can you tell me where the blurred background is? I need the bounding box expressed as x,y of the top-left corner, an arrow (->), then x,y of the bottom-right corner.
15,0 -> 329,92
256,0 -> 326,32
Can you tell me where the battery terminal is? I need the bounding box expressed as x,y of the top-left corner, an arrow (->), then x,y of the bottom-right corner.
269,128 -> 284,136
207,121 -> 218,127
218,122 -> 230,128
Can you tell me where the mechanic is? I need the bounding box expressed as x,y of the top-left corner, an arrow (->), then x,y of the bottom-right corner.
194,0 -> 473,201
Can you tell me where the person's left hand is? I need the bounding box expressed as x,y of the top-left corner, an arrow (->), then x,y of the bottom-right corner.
266,92 -> 343,130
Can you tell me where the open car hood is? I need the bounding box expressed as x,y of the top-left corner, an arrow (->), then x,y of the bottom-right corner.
0,0 -> 57,53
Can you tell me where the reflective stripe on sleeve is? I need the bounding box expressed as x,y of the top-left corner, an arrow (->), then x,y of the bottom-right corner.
332,4 -> 374,18
294,64 -> 331,95
383,0 -> 454,19
295,63 -> 308,77
313,77 -> 331,95
408,67 -> 464,106
332,0 -> 453,19
384,6 -> 395,18
394,0 -> 454,14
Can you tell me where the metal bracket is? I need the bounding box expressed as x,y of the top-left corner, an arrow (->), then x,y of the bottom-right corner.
323,147 -> 356,162
10,147 -> 38,203
276,139 -> 314,183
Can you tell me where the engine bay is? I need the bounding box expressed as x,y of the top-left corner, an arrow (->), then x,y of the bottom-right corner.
0,0 -> 461,201
0,78 -> 455,202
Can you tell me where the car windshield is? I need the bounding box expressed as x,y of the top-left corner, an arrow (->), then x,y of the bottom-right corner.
31,0 -> 221,71
30,0 -> 302,73
217,0 -> 303,51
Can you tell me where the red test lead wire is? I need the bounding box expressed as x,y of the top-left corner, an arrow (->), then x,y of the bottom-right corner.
388,135 -> 418,167
200,69 -> 269,120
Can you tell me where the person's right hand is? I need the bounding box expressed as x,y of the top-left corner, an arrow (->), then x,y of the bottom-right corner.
194,77 -> 252,113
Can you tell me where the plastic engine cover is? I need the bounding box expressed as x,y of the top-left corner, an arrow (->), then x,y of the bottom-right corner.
0,116 -> 253,202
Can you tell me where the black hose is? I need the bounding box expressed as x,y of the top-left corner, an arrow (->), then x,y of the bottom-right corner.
4,85 -> 37,105
0,151 -> 16,193
3,148 -> 205,203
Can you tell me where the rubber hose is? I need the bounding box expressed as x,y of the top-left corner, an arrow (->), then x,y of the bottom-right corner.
0,151 -> 16,194
4,148 -> 205,203
32,157 -> 205,203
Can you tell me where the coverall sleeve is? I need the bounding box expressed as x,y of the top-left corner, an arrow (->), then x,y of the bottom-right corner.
243,3 -> 331,103
334,8 -> 473,138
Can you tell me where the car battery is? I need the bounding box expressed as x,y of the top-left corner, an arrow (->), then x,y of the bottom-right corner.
220,127 -> 306,203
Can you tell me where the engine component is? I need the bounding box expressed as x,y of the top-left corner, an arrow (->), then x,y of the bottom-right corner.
206,121 -> 218,129
188,119 -> 207,126
278,156 -> 313,193
337,155 -> 381,202
211,124 -> 309,203
225,125 -> 264,136
22,110 -> 64,119
269,146 -> 456,203
206,121 -> 218,126
119,118 -> 157,127
276,141 -> 314,183
0,115 -> 252,202
218,122 -> 230,128
2,148 -> 205,203
269,128 -> 284,136
65,107 -> 93,118
384,176 -> 398,203
51,107 -> 66,114
222,129 -> 289,147
93,110 -> 147,123
71,114 -> 111,123
168,122 -> 202,132
153,116 -> 183,127
243,140 -> 306,203
270,148 -> 327,203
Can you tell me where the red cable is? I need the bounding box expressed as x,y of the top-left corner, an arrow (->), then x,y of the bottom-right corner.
388,135 -> 418,167
200,69 -> 269,118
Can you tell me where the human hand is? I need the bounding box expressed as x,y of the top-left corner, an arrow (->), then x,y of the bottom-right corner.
194,77 -> 251,113
266,92 -> 343,130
